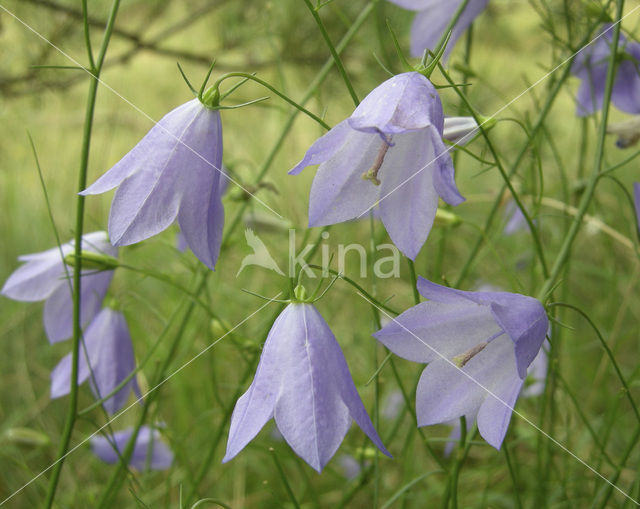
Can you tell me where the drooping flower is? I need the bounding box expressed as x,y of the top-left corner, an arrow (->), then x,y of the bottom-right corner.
223,303 -> 390,472
1,232 -> 117,343
81,98 -> 225,270
290,72 -> 464,260
571,24 -> 640,117
91,426 -> 173,470
373,277 -> 548,449
50,307 -> 140,414
387,0 -> 489,60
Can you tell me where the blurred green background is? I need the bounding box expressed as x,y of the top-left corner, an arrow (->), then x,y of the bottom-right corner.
2,0 -> 640,507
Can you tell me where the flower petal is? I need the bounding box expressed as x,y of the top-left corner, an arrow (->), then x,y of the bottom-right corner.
408,1 -> 489,60
289,120 -> 352,175
43,270 -> 114,343
303,305 -> 390,458
222,306 -> 286,463
429,129 -> 465,206
349,73 -> 444,134
378,130 -> 439,260
81,100 -> 202,196
83,308 -> 139,414
475,337 -> 524,449
374,300 -> 502,363
307,128 -> 381,226
1,246 -> 70,301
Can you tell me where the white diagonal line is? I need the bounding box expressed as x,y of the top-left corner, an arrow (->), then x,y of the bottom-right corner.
0,293 -> 280,506
356,9 -> 640,218
0,3 -> 282,219
358,292 -> 640,506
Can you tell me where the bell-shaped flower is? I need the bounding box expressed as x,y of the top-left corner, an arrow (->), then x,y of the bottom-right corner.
223,303 -> 390,472
81,98 -> 225,270
50,307 -> 140,414
1,232 -> 117,343
289,72 -> 464,260
387,0 -> 489,60
571,24 -> 640,117
373,277 -> 548,449
91,426 -> 173,470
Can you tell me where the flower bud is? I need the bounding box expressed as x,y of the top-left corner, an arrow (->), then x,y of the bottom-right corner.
64,250 -> 119,271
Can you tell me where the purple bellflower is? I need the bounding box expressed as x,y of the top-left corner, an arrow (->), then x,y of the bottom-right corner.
81,98 -> 225,270
373,277 -> 548,449
572,24 -> 640,117
289,72 -> 464,260
388,0 -> 489,60
91,426 -> 173,470
223,303 -> 390,472
50,307 -> 140,414
1,231 -> 117,343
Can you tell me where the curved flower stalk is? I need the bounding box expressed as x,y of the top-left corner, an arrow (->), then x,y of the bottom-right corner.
50,307 -> 140,414
1,231 -> 117,343
571,24 -> 640,117
223,303 -> 390,472
82,98 -> 225,270
388,0 -> 489,60
373,277 -> 548,449
290,72 -> 464,260
91,426 -> 173,470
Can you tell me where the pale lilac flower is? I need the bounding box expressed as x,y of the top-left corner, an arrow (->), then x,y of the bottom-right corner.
81,98 -> 225,270
373,277 -> 548,449
503,200 -> 531,236
290,72 -> 464,260
223,303 -> 390,472
51,308 -> 139,414
382,390 -> 404,420
388,0 -> 489,60
337,454 -> 370,480
572,24 -> 640,117
91,426 -> 173,470
1,232 -> 116,343
521,340 -> 548,398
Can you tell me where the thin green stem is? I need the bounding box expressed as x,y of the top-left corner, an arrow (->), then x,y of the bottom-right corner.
537,9 -> 624,300
548,302 -> 640,424
221,1 -> 376,247
44,2 -> 120,506
210,72 -> 330,130
302,0 -> 360,106
439,64 -> 549,279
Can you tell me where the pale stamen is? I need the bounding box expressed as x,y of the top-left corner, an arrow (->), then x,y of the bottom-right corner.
362,137 -> 392,186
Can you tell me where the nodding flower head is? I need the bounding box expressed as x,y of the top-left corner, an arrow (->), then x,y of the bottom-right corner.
373,277 -> 548,449
81,98 -> 226,270
1,231 -> 117,343
223,302 -> 390,472
290,72 -> 464,260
